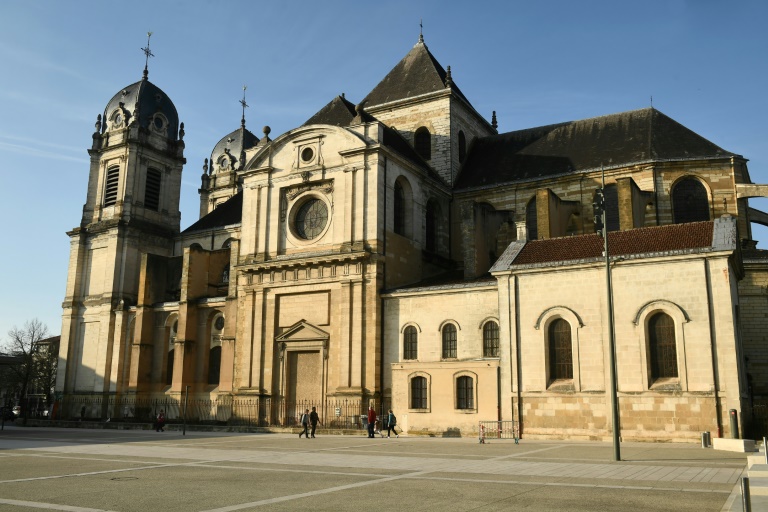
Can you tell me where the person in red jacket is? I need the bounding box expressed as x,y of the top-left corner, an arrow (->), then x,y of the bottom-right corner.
367,406 -> 377,438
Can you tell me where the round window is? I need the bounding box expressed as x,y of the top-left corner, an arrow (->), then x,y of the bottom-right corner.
214,316 -> 225,330
294,198 -> 328,240
115,113 -> 122,126
301,147 -> 314,163
154,117 -> 164,129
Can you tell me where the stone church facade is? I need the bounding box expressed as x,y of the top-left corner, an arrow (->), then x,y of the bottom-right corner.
56,35 -> 768,441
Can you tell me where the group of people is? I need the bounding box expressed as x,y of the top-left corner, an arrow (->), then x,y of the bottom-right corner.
298,406 -> 400,439
367,406 -> 399,438
299,406 -> 321,438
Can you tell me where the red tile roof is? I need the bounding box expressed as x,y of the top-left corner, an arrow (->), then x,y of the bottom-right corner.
513,221 -> 714,266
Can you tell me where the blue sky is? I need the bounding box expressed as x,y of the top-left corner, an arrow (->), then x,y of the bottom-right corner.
1,0 -> 766,340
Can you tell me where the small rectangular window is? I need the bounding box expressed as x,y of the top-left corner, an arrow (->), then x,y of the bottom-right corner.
144,168 -> 162,211
104,167 -> 120,206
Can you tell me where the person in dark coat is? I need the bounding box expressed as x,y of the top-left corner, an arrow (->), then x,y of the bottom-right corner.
155,410 -> 165,432
367,406 -> 377,438
309,407 -> 321,438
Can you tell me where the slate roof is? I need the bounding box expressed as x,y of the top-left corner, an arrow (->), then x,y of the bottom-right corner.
503,221 -> 715,269
455,108 -> 734,190
210,126 -> 259,170
182,192 -> 242,233
361,40 -> 471,108
303,95 -> 358,127
303,95 -> 442,182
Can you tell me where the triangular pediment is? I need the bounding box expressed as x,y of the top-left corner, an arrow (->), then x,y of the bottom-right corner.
275,320 -> 329,343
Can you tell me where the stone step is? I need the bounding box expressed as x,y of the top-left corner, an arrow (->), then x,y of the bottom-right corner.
749,463 -> 768,478
746,476 -> 768,496
712,437 -> 756,453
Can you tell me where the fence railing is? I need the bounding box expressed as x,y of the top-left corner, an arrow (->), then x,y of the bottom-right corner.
55,394 -> 390,430
479,420 -> 519,441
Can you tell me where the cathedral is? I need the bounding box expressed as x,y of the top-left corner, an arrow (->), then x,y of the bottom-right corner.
56,34 -> 768,442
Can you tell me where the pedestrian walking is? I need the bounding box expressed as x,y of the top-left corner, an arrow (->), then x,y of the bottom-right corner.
367,406 -> 377,438
155,410 -> 165,432
299,409 -> 310,438
309,406 -> 321,438
386,409 -> 399,438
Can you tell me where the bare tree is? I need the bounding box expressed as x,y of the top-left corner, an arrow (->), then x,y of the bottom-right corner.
1,319 -> 50,424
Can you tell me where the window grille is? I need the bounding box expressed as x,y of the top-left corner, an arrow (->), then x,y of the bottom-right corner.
166,349 -> 174,386
144,168 -> 162,211
649,313 -> 678,380
207,346 -> 222,385
404,326 -> 418,360
456,376 -> 474,409
411,376 -> 427,409
548,319 -> 573,380
672,178 -> 709,223
394,181 -> 405,236
483,321 -> 499,357
442,324 -> 457,359
104,166 -> 119,206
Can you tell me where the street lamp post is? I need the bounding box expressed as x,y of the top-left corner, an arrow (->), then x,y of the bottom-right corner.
594,171 -> 621,462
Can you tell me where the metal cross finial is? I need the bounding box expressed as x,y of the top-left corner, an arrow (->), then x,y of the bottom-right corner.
419,19 -> 424,43
240,85 -> 249,128
141,32 -> 154,80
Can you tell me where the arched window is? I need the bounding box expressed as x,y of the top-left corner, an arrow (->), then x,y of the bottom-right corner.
525,198 -> 538,240
411,376 -> 427,409
426,199 -> 439,253
442,324 -> 457,359
672,178 -> 709,223
483,321 -> 499,357
649,312 -> 678,380
207,346 -> 222,385
548,319 -> 573,381
414,127 -> 431,160
394,181 -> 406,236
403,326 -> 418,360
456,376 -> 474,410
458,130 -> 467,163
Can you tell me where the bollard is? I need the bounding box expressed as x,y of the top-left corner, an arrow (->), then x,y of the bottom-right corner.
705,431 -> 711,447
742,477 -> 751,512
729,409 -> 739,439
701,432 -> 708,448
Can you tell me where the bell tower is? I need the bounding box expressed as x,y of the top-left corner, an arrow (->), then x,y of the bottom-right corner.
57,34 -> 186,397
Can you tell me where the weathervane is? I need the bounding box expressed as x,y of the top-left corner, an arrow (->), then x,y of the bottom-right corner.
240,85 -> 249,128
141,31 -> 154,80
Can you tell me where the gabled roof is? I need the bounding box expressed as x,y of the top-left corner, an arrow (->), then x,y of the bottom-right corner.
361,39 -> 471,108
302,95 -> 443,183
455,108 -> 734,190
303,95 -> 358,127
182,192 -> 242,233
491,220 -> 724,272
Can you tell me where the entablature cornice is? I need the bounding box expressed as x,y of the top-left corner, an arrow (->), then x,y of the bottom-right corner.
239,250 -> 371,274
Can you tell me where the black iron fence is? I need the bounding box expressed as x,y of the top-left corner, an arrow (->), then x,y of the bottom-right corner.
53,394 -> 390,430
745,398 -> 768,440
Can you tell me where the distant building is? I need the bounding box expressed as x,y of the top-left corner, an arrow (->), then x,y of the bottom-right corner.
56,35 -> 768,441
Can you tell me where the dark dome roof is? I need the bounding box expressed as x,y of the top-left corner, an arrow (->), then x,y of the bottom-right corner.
210,126 -> 259,172
103,77 -> 179,140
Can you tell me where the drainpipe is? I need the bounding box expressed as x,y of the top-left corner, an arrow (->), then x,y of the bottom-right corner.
704,258 -> 723,437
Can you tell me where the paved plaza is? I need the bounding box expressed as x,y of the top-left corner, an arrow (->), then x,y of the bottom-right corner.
0,425 -> 752,511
